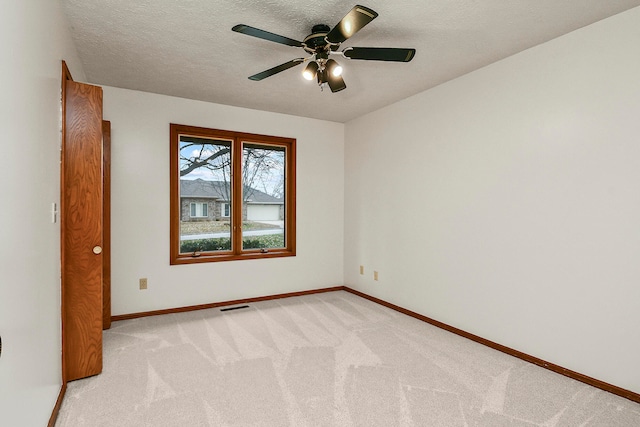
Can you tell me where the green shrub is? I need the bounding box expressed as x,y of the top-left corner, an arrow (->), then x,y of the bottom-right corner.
180,234 -> 284,253
243,234 -> 284,249
180,237 -> 231,253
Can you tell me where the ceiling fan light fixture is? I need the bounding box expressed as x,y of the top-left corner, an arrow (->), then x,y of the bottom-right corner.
326,59 -> 343,77
302,61 -> 319,81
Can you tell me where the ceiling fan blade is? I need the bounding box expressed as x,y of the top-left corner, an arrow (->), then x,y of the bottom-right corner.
327,73 -> 347,93
248,58 -> 305,81
343,47 -> 416,62
232,24 -> 303,48
326,5 -> 378,44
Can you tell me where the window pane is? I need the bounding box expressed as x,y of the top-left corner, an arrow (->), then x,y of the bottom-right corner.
179,135 -> 232,254
241,143 -> 286,250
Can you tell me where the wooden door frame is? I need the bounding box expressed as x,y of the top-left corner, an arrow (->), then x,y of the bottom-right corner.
60,60 -> 73,384
102,120 -> 111,330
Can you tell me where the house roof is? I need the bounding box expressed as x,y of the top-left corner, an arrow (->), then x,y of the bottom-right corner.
180,179 -> 283,204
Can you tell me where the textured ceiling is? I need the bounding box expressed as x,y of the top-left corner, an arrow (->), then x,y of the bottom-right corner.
61,0 -> 640,123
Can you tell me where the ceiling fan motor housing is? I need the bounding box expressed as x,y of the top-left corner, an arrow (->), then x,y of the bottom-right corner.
303,24 -> 332,53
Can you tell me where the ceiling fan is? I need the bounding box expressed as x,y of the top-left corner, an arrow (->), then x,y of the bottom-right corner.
232,4 -> 416,93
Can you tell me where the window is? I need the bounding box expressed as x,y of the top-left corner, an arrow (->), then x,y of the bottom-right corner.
170,124 -> 296,264
190,202 -> 208,218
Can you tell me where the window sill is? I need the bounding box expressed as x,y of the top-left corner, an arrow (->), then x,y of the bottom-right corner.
170,249 -> 296,265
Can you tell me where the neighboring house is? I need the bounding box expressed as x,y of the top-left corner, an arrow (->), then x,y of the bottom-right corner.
180,178 -> 283,222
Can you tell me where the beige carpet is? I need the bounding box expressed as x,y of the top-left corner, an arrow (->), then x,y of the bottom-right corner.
56,291 -> 640,426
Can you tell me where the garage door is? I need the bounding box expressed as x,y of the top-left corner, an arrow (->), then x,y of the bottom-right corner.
247,204 -> 280,221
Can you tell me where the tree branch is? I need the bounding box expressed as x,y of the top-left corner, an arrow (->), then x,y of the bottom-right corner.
180,147 -> 230,177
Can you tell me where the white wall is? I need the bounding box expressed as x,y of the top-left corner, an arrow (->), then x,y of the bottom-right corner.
344,7 -> 640,394
0,1 -> 86,425
103,87 -> 344,315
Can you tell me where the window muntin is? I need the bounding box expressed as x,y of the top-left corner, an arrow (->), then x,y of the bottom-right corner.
170,124 -> 296,264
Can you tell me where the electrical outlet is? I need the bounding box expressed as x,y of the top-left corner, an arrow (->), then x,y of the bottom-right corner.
373,271 -> 379,281
359,265 -> 364,275
139,278 -> 148,290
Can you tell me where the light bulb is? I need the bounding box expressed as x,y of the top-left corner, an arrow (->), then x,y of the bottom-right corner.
325,59 -> 342,78
302,61 -> 318,81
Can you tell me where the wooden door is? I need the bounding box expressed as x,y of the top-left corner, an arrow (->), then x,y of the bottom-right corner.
102,121 -> 111,330
62,79 -> 104,381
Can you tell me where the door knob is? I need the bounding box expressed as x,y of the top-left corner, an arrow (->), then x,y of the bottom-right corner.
93,246 -> 103,254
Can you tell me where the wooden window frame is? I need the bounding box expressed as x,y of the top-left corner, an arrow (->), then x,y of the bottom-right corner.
170,124 -> 296,265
